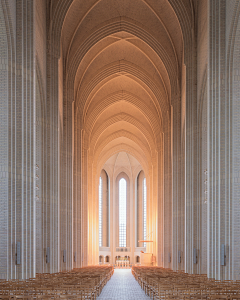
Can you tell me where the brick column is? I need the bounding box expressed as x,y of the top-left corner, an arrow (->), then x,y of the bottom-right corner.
15,0 -> 35,280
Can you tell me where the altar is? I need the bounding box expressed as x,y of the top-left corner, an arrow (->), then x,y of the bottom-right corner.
116,260 -> 130,267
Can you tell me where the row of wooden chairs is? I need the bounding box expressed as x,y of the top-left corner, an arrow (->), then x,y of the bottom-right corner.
0,265 -> 114,300
132,266 -> 240,300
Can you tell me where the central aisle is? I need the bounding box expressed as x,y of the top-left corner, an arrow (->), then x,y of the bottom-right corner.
97,269 -> 151,300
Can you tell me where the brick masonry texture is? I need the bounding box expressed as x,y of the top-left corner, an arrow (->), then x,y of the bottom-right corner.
0,0 -> 8,280
0,0 -> 240,282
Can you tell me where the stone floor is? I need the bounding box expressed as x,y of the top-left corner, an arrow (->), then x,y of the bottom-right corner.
97,269 -> 151,300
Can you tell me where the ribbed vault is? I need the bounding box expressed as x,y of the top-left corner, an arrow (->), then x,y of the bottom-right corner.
50,0 -> 188,266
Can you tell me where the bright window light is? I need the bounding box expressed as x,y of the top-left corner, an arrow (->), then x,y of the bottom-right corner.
99,177 -> 102,247
143,178 -> 147,247
119,178 -> 127,247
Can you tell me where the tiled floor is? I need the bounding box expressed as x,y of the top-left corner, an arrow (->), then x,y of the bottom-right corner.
97,269 -> 151,300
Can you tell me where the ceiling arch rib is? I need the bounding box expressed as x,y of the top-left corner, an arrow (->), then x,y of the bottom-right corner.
68,16 -> 176,71
87,112 -> 157,153
81,65 -> 164,117
62,0 -> 182,64
84,91 -> 161,141
111,152 -> 140,179
89,119 -> 155,160
49,0 -> 73,55
95,141 -> 149,177
100,152 -> 144,180
76,61 -> 168,124
51,0 -> 187,92
58,0 -> 184,69
74,34 -> 170,103
91,128 -> 152,162
66,17 -> 179,94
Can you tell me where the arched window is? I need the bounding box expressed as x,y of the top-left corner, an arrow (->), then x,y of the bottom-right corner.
99,255 -> 103,264
143,178 -> 147,247
99,170 -> 109,248
119,178 -> 127,247
99,177 -> 102,247
136,171 -> 147,248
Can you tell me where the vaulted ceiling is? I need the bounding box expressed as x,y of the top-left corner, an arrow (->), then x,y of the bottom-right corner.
50,0 -> 191,174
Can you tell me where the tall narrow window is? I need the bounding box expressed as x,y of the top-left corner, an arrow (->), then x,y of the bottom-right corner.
99,177 -> 102,247
119,178 -> 127,247
143,178 -> 147,247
